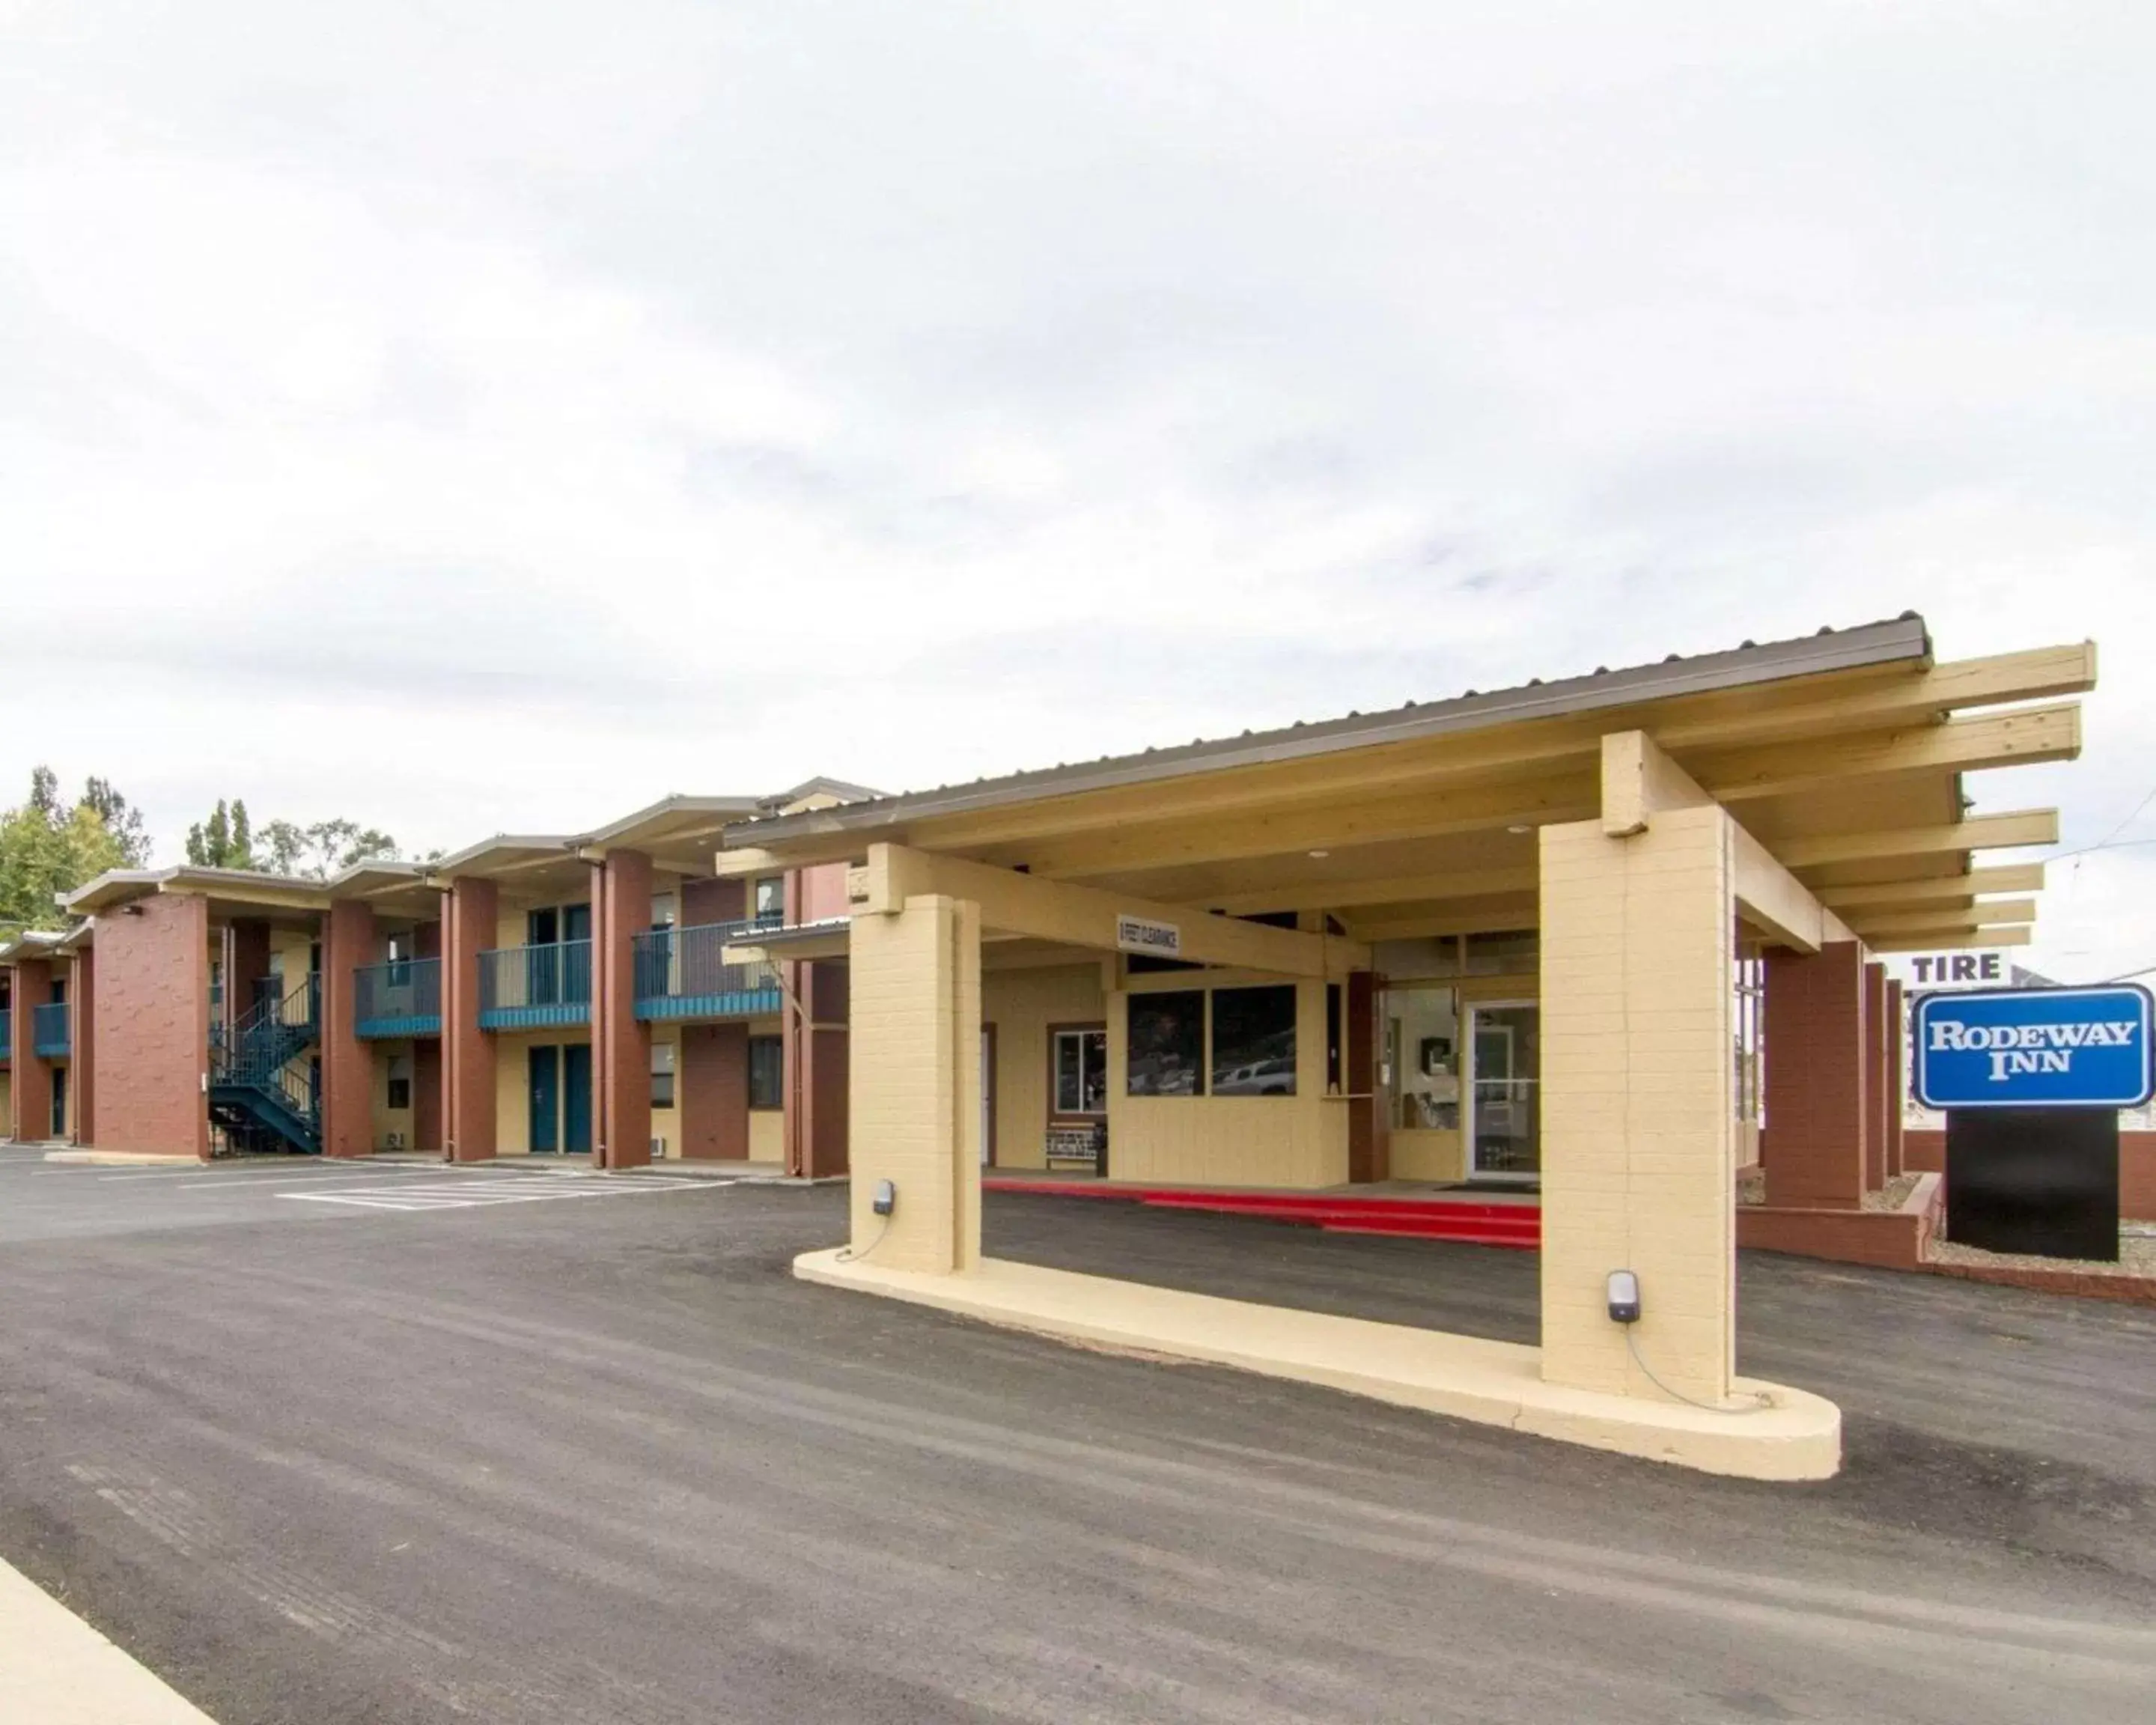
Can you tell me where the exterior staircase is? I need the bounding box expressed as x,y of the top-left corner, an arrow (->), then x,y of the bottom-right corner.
208,975 -> 321,1154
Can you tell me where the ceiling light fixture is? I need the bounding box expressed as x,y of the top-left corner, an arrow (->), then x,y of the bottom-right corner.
1308,849 -> 1330,859
1506,824 -> 1532,835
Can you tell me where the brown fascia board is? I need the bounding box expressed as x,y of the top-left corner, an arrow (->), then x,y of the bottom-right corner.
722,615 -> 1934,848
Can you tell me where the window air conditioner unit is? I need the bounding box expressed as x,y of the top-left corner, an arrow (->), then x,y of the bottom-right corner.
650,1136 -> 667,1159
386,1132 -> 405,1149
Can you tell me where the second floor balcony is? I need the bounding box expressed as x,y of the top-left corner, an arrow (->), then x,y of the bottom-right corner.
31,1002 -> 70,1058
355,957 -> 443,1038
479,940 -> 591,1030
632,922 -> 782,1021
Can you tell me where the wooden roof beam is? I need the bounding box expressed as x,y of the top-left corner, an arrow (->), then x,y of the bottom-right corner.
1817,863 -> 2044,910
1195,865 -> 1538,918
1843,898 -> 2038,938
1863,926 -> 2032,955
1649,643 -> 2095,752
1779,809 -> 2058,871
1687,703 -> 2080,804
1004,774 -> 1598,881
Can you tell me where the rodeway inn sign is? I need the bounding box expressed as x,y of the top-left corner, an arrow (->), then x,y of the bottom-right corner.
1913,985 -> 2155,1110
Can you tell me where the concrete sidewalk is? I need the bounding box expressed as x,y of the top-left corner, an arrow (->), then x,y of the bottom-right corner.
0,1558 -> 214,1723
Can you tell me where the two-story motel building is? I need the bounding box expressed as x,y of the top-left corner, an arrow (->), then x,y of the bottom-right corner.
5,620 -> 2091,1311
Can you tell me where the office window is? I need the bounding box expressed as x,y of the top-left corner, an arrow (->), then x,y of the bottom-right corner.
1211,985 -> 1297,1097
1052,1026 -> 1108,1117
752,877 -> 785,927
386,1053 -> 413,1112
749,1035 -> 784,1109
1127,991 -> 1205,1097
651,1040 -> 677,1109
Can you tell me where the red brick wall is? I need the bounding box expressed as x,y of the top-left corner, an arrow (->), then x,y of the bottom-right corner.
91,895 -> 210,1158
680,1022 -> 749,1158
1904,1128 -> 2156,1220
1864,962 -> 1889,1190
412,1038 -> 442,1151
442,877 -> 496,1162
1885,980 -> 1906,1177
320,900 -> 375,1157
8,959 -> 52,1140
1762,941 -> 1868,1208
681,877 -> 745,925
596,850 -> 652,1169
230,920 -> 270,1010
787,958 -> 849,1178
70,949 -> 95,1143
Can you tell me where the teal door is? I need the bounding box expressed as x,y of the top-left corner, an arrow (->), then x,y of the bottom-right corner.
528,1045 -> 560,1153
562,1044 -> 593,1154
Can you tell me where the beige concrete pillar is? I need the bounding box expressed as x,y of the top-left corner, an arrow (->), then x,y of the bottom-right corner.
1539,801 -> 1736,1405
846,893 -> 981,1272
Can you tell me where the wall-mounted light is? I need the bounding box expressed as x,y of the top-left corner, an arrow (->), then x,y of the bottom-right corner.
121,903 -> 145,916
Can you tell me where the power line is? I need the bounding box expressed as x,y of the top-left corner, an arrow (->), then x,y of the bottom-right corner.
2050,785 -> 2156,863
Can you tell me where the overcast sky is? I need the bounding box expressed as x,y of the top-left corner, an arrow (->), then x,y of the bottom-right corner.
3,1 -> 2151,981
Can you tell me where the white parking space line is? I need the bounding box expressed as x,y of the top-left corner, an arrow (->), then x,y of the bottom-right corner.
281,1173 -> 735,1213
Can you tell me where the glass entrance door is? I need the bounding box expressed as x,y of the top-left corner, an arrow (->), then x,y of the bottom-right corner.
1467,1002 -> 1540,1180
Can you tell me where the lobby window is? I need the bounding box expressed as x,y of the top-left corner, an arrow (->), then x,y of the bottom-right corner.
1052,1026 -> 1108,1117
1382,985 -> 1460,1131
386,1053 -> 412,1112
1211,985 -> 1297,1097
752,877 -> 785,928
1127,991 -> 1205,1096
748,1035 -> 784,1109
651,1040 -> 676,1109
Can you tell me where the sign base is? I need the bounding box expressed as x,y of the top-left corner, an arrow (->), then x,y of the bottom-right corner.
1945,1107 -> 2119,1262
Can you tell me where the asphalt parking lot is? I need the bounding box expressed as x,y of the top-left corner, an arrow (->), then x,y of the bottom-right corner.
1,1146 -> 2152,1724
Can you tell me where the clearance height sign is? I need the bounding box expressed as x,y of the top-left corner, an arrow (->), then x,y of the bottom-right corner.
1914,986 -> 2155,1110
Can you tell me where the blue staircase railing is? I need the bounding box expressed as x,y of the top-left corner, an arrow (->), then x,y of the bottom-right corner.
209,974 -> 322,1153
355,957 -> 442,1038
632,922 -> 782,1020
31,1003 -> 70,1058
478,940 -> 591,1029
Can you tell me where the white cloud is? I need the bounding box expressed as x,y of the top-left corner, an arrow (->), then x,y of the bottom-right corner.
1,1 -> 2152,980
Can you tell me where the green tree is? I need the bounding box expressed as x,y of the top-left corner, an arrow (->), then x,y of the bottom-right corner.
0,767 -> 137,935
186,800 -> 400,879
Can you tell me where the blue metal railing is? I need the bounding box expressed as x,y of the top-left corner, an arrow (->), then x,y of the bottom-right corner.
355,957 -> 442,1038
31,1002 -> 70,1057
631,921 -> 782,1020
478,940 -> 591,1029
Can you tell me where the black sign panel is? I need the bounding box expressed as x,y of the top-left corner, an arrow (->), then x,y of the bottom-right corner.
1945,1107 -> 2119,1262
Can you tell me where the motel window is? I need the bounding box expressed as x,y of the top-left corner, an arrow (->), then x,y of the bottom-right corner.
752,877 -> 785,928
1211,986 -> 1297,1097
651,892 -> 677,930
651,1040 -> 677,1110
387,1053 -> 412,1112
1127,991 -> 1205,1096
386,930 -> 412,986
748,1035 -> 784,1110
1052,1027 -> 1109,1118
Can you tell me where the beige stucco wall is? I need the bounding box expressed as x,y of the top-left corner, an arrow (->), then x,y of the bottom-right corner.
982,962 -> 1106,1169
648,1022 -> 680,1157
370,1040 -> 415,1149
1539,804 -> 1735,1403
490,1029 -> 591,1154
749,1109 -> 782,1160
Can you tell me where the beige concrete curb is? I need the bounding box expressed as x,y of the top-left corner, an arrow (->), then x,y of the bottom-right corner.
0,1559 -> 216,1723
43,1149 -> 203,1166
796,1250 -> 1841,1481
